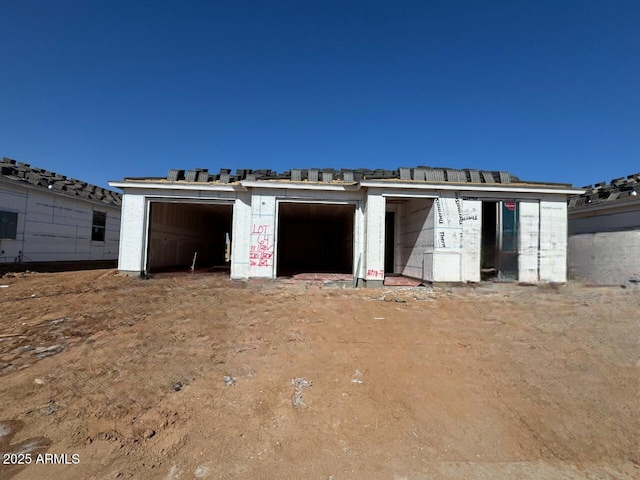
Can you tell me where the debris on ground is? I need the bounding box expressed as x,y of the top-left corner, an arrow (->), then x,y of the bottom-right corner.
33,345 -> 63,358
351,370 -> 363,384
41,401 -> 59,416
223,375 -> 236,386
171,381 -> 184,392
291,377 -> 312,406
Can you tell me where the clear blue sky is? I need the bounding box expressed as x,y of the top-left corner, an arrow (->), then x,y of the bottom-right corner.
1,1 -> 638,190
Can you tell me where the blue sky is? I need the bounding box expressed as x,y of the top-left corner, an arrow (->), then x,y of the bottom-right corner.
1,1 -> 638,190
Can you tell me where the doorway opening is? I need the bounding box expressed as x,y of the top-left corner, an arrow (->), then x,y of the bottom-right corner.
385,211 -> 395,274
481,200 -> 519,281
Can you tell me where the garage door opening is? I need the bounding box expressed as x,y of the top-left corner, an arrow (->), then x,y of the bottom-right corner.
277,203 -> 354,276
147,202 -> 232,273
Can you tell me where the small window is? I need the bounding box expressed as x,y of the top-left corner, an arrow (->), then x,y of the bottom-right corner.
92,211 -> 106,242
0,211 -> 18,239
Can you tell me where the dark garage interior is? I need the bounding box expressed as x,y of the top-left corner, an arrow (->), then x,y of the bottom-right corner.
147,202 -> 232,272
277,203 -> 354,276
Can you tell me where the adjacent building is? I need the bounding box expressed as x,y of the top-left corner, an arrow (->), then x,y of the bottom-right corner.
110,167 -> 582,285
0,157 -> 121,265
568,174 -> 640,285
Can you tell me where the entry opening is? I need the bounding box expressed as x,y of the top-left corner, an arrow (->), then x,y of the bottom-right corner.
147,202 -> 233,274
277,203 -> 354,276
481,201 -> 498,280
384,198 -> 434,286
481,200 -> 519,281
385,211 -> 395,274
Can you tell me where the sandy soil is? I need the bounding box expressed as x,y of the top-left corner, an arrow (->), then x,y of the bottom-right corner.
0,270 -> 638,480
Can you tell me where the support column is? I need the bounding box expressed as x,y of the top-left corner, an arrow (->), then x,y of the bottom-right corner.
364,193 -> 386,287
248,192 -> 277,278
433,192 -> 463,282
230,192 -> 252,280
117,194 -> 148,275
539,199 -> 567,282
461,198 -> 481,282
518,200 -> 540,283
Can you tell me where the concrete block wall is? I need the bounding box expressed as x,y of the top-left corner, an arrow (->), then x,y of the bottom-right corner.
569,230 -> 640,284
0,181 -> 120,264
568,203 -> 640,284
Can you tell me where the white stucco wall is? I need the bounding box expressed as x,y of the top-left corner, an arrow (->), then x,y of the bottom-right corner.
0,181 -> 120,264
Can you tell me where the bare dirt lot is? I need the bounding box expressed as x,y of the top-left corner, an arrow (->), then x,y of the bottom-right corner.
0,270 -> 638,480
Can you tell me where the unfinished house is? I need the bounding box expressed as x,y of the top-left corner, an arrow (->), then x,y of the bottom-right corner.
0,157 -> 121,265
110,167 -> 582,285
568,174 -> 640,285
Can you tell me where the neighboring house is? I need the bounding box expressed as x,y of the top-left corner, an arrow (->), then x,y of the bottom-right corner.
0,157 -> 121,264
110,167 -> 583,285
568,174 -> 640,285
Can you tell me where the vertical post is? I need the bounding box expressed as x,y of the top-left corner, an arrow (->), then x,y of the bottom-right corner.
364,192 -> 386,286
117,194 -> 148,275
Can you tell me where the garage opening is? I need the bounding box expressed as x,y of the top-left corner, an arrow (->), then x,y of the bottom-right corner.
147,202 -> 232,273
277,203 -> 354,276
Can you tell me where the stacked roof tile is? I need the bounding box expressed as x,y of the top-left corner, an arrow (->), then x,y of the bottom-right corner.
154,166 -> 525,185
1,157 -> 122,207
570,174 -> 640,209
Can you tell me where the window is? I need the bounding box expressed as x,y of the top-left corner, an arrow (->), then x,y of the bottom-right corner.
0,211 -> 18,239
92,211 -> 106,241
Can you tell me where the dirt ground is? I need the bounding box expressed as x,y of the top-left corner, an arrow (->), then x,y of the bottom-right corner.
0,269 -> 638,480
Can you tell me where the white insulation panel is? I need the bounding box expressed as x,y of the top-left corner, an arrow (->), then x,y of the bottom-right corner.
518,201 -> 540,283
433,193 -> 463,281
118,194 -> 146,272
539,200 -> 567,282
461,199 -> 481,282
397,198 -> 434,281
364,193 -> 386,280
249,193 -> 277,278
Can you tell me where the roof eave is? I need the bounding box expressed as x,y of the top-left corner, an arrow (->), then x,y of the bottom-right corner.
360,180 -> 585,195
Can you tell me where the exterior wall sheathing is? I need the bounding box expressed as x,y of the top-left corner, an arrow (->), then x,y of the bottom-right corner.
113,183 -> 576,284
0,181 -> 120,264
